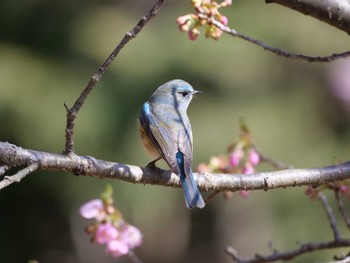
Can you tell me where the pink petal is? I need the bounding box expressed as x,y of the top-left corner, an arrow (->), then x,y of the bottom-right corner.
239,190 -> 250,198
188,29 -> 200,40
120,224 -> 143,249
248,149 -> 260,166
106,240 -> 129,257
96,222 -> 119,244
229,149 -> 243,167
197,163 -> 210,173
242,164 -> 254,175
79,199 -> 103,219
220,15 -> 228,26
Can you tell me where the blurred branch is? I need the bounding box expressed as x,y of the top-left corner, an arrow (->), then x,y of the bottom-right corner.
204,190 -> 221,203
208,17 -> 350,62
322,255 -> 350,263
335,190 -> 350,228
265,0 -> 350,35
62,0 -> 167,155
226,239 -> 350,263
225,192 -> 349,263
318,192 -> 340,241
128,250 -> 143,263
255,148 -> 294,170
2,141 -> 350,192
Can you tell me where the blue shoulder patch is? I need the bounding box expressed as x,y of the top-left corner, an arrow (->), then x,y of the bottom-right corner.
142,102 -> 151,116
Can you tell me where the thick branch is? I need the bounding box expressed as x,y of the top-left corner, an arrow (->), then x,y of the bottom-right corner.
266,0 -> 350,35
63,0 -> 167,155
1,141 -> 350,192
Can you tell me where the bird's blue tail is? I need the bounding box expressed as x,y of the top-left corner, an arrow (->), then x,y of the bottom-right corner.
176,151 -> 205,209
180,170 -> 205,209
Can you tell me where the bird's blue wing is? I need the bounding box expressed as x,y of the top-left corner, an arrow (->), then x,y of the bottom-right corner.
140,102 -> 179,172
177,120 -> 204,208
177,121 -> 193,179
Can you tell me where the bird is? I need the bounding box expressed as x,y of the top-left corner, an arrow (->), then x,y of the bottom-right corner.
139,79 -> 205,209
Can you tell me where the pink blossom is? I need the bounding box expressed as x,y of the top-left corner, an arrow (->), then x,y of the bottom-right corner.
96,222 -> 119,245
209,27 -> 223,40
219,15 -> 228,26
197,163 -> 210,173
120,224 -> 143,249
229,149 -> 243,167
179,21 -> 192,32
79,199 -> 104,220
339,185 -> 349,195
209,156 -> 221,169
248,149 -> 260,166
304,186 -> 313,197
176,15 -> 193,32
188,28 -> 200,40
106,240 -> 129,257
192,0 -> 202,8
242,163 -> 254,175
176,15 -> 190,25
239,190 -> 250,198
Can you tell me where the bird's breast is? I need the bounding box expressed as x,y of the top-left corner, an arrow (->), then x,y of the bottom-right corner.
139,125 -> 161,160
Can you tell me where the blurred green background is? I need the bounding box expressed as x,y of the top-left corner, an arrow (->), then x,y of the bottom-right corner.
1,0 -> 350,262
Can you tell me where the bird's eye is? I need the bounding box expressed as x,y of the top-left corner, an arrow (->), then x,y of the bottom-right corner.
180,91 -> 188,97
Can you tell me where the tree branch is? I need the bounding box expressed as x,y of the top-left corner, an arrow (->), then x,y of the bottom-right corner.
225,194 -> 348,263
63,0 -> 167,155
256,148 -> 294,170
208,17 -> 350,62
318,192 -> 340,241
226,239 -> 350,263
322,255 -> 350,263
265,0 -> 350,35
2,141 -> 350,192
0,163 -> 39,189
224,180 -> 350,263
335,190 -> 350,229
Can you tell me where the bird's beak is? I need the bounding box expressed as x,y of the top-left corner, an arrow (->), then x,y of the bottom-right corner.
193,90 -> 202,95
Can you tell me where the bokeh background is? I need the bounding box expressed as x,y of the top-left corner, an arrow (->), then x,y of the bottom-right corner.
1,0 -> 350,262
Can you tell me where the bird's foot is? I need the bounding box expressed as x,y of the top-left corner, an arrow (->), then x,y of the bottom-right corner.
146,157 -> 161,168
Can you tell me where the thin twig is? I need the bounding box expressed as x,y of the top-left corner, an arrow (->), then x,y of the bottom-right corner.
318,192 -> 341,241
63,0 -> 167,155
0,163 -> 39,189
267,240 -> 279,254
225,246 -> 241,262
335,190 -> 350,229
128,250 -> 143,263
255,149 -> 294,170
319,255 -> 350,263
207,17 -> 350,63
204,190 -> 221,204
